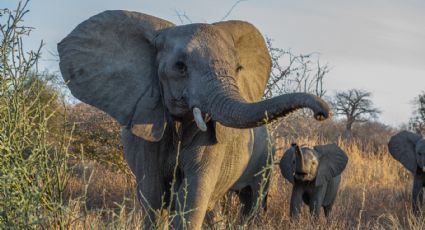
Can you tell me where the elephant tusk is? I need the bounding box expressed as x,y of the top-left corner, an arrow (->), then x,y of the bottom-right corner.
193,107 -> 207,132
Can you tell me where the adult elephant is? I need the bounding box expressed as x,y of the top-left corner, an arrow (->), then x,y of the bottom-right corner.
58,10 -> 330,229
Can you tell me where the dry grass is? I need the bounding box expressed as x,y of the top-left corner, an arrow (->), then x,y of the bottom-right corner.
59,137 -> 425,229
4,2 -> 421,229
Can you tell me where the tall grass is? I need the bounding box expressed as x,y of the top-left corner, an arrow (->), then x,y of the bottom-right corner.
1,1 -> 424,229
51,136 -> 424,229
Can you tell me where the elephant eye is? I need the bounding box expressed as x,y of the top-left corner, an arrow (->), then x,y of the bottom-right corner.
175,61 -> 187,73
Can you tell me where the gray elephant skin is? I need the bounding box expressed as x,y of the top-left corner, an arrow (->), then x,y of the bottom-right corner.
229,126 -> 275,219
280,143 -> 348,219
388,131 -> 425,214
58,10 -> 330,229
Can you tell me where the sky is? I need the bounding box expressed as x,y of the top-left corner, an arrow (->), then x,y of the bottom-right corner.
3,0 -> 425,127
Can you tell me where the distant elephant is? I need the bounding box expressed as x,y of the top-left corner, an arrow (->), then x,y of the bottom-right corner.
280,143 -> 348,219
388,131 -> 425,214
58,10 -> 330,229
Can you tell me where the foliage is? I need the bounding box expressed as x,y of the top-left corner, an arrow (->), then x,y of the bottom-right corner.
66,103 -> 128,172
0,1 -> 71,228
409,92 -> 425,135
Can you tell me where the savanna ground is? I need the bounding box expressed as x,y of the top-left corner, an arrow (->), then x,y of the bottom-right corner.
59,134 -> 424,230
2,1 -> 425,229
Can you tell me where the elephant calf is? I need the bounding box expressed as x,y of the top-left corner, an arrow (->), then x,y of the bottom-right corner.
279,143 -> 348,219
388,131 -> 425,214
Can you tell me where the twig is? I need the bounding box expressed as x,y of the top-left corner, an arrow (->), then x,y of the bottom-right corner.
220,0 -> 248,21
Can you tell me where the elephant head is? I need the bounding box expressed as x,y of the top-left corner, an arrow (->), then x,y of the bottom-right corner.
280,143 -> 348,185
58,10 -> 330,142
388,131 -> 425,173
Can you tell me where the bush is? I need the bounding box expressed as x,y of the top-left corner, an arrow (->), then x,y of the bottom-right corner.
0,2 -> 70,228
66,103 -> 127,172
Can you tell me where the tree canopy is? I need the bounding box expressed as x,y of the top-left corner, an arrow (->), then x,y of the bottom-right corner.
332,89 -> 381,138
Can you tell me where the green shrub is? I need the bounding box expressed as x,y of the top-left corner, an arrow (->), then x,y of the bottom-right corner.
0,2 -> 70,228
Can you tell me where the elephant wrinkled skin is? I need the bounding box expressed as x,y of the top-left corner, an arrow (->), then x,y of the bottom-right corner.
58,10 -> 330,229
280,143 -> 348,219
229,126 -> 275,220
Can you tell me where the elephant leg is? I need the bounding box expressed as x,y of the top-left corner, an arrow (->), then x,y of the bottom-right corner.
134,159 -> 172,229
309,185 -> 326,219
173,174 -> 222,229
172,147 -> 226,230
238,182 -> 269,224
290,185 -> 303,220
323,204 -> 333,220
136,181 -> 167,228
309,199 -> 322,219
238,186 -> 253,218
122,128 -> 169,228
412,174 -> 424,214
324,191 -> 337,221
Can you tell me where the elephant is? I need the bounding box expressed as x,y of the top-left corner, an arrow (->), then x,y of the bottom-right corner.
205,126 -> 274,226
279,143 -> 348,219
388,131 -> 425,214
58,10 -> 330,229
229,126 -> 275,220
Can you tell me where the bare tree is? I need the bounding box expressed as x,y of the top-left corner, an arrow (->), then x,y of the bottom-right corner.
409,92 -> 425,134
264,37 -> 330,99
264,38 -> 331,139
332,89 -> 381,138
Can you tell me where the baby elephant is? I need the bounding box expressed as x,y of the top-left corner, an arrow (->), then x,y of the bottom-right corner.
388,131 -> 425,214
279,143 -> 348,219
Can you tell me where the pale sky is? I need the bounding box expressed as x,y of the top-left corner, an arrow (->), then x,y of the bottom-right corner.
3,0 -> 425,127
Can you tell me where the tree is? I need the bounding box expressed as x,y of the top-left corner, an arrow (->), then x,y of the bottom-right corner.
409,92 -> 425,134
332,89 -> 381,138
264,38 -> 331,140
264,37 -> 329,99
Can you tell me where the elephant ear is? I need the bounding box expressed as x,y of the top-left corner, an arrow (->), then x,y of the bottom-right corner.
213,21 -> 271,102
279,146 -> 295,184
388,131 -> 422,174
58,10 -> 175,142
314,144 -> 348,186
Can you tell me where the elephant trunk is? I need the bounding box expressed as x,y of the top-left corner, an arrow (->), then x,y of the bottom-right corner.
203,83 -> 330,129
294,144 -> 305,173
